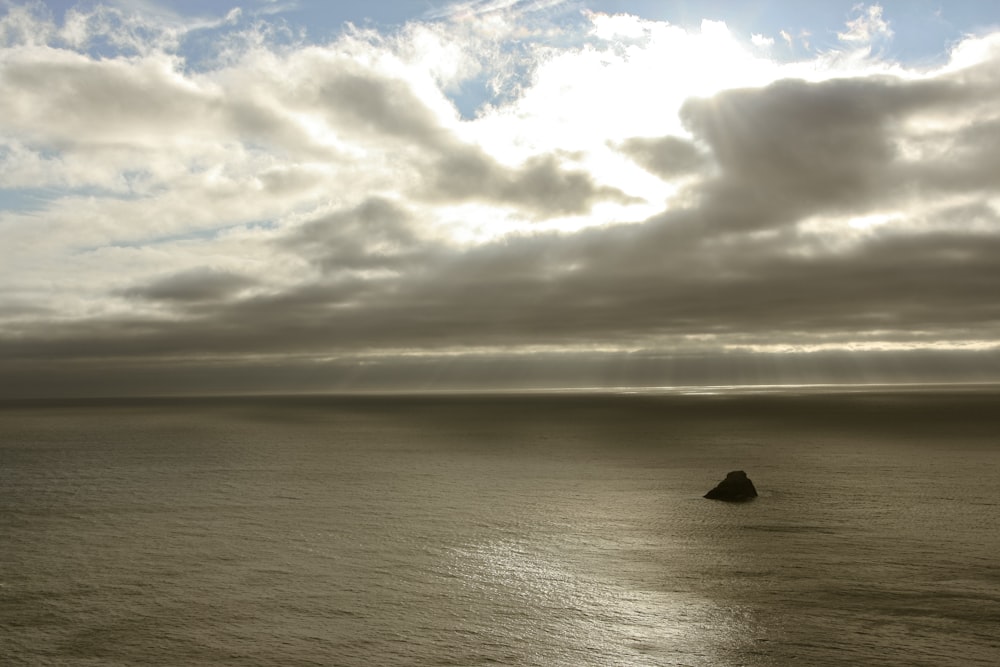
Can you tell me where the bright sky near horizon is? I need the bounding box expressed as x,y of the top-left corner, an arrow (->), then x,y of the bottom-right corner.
2,0 -> 1000,395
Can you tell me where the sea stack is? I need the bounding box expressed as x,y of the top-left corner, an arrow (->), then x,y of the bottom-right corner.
704,470 -> 758,502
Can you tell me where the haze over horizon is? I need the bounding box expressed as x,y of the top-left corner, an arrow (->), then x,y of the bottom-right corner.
2,0 -> 1000,397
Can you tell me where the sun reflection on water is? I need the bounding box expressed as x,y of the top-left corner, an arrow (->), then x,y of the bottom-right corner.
445,537 -> 754,666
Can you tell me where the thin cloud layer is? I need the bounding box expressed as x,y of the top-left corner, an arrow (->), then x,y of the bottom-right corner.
1,2 -> 999,395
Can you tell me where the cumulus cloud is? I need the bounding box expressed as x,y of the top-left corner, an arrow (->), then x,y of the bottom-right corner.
1,2 -> 1000,395
681,77 -> 933,223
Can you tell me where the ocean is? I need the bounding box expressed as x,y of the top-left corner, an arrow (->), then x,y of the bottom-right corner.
2,387 -> 998,665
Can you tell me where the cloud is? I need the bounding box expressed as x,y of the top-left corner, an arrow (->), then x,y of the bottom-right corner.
57,1 -> 239,54
0,49 -> 217,148
0,1 -> 56,47
425,0 -> 568,21
617,135 -> 705,179
123,267 -> 257,302
2,3 -> 1000,394
429,148 -> 637,214
838,4 -> 893,44
677,73 -> 980,229
307,68 -> 452,148
282,196 -> 431,273
13,190 -> 1000,361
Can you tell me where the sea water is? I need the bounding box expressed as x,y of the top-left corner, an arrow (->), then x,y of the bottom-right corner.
1,388 -> 998,665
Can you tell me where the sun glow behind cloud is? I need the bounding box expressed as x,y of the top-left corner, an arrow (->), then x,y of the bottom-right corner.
2,1 -> 1000,395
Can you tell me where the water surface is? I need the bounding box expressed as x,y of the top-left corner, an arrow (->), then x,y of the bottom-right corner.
2,389 -> 998,665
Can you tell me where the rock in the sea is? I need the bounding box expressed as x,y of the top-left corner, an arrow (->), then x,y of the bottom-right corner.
704,470 -> 758,502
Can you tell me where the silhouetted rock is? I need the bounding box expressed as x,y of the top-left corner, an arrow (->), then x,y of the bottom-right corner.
704,470 -> 758,502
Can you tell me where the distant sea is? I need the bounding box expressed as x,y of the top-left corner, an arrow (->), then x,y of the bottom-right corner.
2,386 -> 998,666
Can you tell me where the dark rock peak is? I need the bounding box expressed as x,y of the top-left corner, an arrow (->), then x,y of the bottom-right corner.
704,470 -> 758,502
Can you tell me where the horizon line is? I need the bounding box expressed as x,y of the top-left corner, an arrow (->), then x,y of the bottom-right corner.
3,380 -> 1000,403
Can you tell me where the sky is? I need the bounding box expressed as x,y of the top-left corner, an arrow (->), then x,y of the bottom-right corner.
2,0 -> 1000,396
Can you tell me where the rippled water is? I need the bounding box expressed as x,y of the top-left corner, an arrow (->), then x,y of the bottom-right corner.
2,389 -> 999,665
